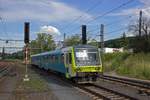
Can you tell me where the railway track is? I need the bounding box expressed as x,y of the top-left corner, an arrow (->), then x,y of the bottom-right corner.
0,61 -> 13,79
100,74 -> 150,95
45,72 -> 138,99
74,83 -> 137,100
32,66 -> 145,100
0,67 -> 9,78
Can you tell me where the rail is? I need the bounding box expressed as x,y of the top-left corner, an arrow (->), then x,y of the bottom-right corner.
100,74 -> 150,95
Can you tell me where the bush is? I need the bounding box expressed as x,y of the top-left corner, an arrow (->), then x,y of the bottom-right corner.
103,52 -> 150,80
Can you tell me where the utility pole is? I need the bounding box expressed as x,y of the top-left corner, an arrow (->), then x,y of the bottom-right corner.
63,33 -> 66,47
100,24 -> 104,53
139,10 -> 142,37
2,47 -> 5,60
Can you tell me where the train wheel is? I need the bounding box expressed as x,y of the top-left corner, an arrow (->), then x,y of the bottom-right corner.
92,77 -> 97,82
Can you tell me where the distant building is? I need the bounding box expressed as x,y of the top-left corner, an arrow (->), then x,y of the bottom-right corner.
102,47 -> 124,53
99,47 -> 133,53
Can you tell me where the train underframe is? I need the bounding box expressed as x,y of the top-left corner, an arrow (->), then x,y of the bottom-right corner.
72,72 -> 100,83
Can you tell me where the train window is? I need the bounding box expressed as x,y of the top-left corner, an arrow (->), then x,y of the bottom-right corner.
61,54 -> 64,63
51,55 -> 53,63
52,55 -> 55,63
54,56 -> 56,63
44,56 -> 46,62
55,56 -> 58,63
57,56 -> 59,63
47,55 -> 48,62
46,56 -> 47,61
50,55 -> 52,63
69,53 -> 72,64
66,54 -> 69,64
49,55 -> 52,63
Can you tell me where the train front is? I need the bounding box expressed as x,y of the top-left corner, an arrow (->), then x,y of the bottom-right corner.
73,45 -> 102,82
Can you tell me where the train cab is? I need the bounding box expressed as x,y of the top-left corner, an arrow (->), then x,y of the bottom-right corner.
63,45 -> 102,83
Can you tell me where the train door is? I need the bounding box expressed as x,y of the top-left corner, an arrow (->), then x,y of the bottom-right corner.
65,52 -> 72,77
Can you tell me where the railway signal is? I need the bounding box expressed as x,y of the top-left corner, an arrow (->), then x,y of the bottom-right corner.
23,22 -> 30,81
82,25 -> 87,44
24,22 -> 30,44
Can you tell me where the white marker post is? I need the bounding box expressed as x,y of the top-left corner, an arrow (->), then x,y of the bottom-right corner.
23,45 -> 30,81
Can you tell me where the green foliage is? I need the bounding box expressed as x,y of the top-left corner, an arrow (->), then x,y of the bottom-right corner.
3,51 -> 23,60
120,33 -> 129,49
105,37 -> 135,48
30,33 -> 56,55
103,52 -> 130,72
128,17 -> 150,53
132,36 -> 150,53
65,35 -> 81,46
23,77 -> 47,91
88,39 -> 99,47
103,53 -> 150,80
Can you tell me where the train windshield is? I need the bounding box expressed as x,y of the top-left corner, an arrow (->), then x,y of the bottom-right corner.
75,48 -> 100,66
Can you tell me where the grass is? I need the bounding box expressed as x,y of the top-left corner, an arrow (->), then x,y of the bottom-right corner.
103,52 -> 150,80
22,74 -> 48,91
17,63 -> 49,92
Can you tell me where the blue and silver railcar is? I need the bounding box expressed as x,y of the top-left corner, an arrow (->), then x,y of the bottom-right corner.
31,45 -> 102,82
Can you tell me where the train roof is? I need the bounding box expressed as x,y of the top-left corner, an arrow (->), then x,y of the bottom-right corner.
31,49 -> 63,57
31,45 -> 97,57
73,45 -> 97,49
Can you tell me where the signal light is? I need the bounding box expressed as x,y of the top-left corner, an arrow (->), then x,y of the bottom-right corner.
24,22 -> 30,44
82,25 -> 87,44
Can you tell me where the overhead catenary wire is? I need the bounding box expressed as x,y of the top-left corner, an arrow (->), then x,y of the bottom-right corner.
64,0 -> 104,33
89,26 -> 128,39
67,0 -> 134,35
105,16 -> 133,27
106,26 -> 128,35
86,0 -> 134,24
0,17 -> 9,40
87,15 -> 134,35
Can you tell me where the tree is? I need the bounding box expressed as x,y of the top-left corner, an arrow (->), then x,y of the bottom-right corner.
88,39 -> 98,47
65,35 -> 81,46
120,32 -> 129,49
30,33 -> 56,55
128,16 -> 150,52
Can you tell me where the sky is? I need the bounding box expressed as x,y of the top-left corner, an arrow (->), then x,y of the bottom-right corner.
0,0 -> 150,50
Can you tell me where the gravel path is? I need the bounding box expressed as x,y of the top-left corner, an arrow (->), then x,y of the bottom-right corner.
0,61 -> 93,100
0,62 -> 17,100
33,67 -> 93,100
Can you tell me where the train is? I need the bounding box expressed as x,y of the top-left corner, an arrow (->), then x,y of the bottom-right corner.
31,45 -> 102,83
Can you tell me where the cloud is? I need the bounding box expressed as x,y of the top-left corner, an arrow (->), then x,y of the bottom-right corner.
139,0 -> 150,6
110,7 -> 140,16
40,25 -> 61,35
126,32 -> 134,37
110,7 -> 150,17
109,0 -> 150,17
0,0 -> 92,23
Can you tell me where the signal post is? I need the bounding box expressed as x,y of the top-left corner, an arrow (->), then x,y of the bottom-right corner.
23,22 -> 30,81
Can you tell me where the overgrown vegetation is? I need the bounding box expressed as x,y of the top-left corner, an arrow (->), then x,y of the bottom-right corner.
22,75 -> 48,91
30,33 -> 56,55
128,16 -> 150,53
17,63 -> 49,92
65,35 -> 81,46
103,53 -> 150,80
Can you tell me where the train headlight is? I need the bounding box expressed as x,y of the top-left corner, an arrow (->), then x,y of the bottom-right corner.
76,67 -> 81,71
95,67 -> 101,70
